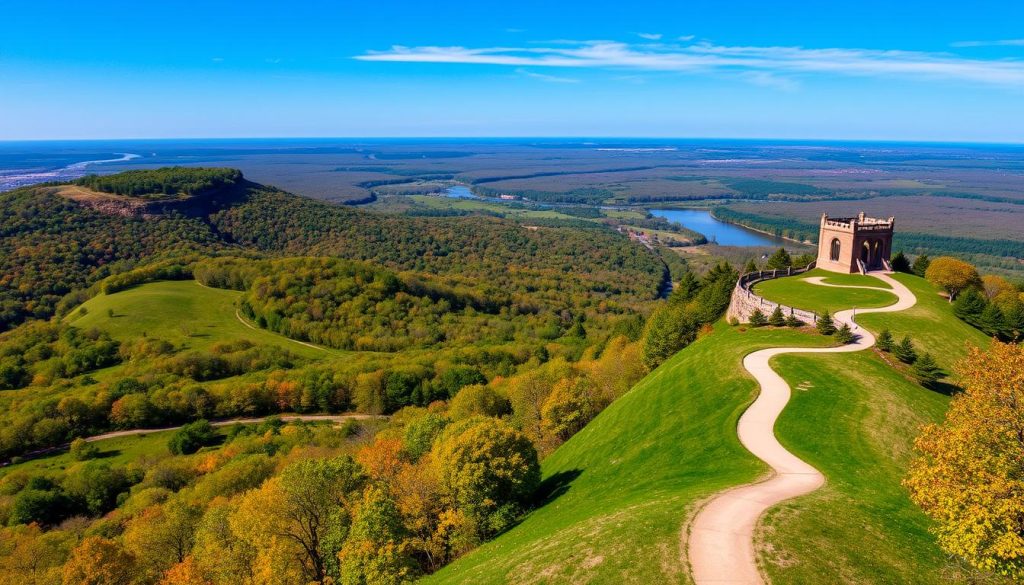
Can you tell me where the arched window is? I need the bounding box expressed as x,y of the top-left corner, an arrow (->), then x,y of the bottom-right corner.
830,238 -> 841,261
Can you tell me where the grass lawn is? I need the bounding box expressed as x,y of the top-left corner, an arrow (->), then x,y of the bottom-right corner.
426,324 -> 831,585
753,268 -> 896,315
762,350 -> 972,582
757,273 -> 994,583
66,280 -> 331,359
857,273 -> 990,373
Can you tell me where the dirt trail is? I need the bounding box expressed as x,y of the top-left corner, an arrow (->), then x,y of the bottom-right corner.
686,272 -> 914,584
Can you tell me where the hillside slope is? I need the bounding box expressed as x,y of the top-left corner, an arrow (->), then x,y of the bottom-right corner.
433,274 -> 989,584
426,324 -> 830,584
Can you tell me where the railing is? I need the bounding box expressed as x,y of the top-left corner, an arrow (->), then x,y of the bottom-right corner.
734,261 -> 819,324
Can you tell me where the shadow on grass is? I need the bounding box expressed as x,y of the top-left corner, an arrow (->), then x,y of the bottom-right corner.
534,468 -> 582,508
924,380 -> 961,397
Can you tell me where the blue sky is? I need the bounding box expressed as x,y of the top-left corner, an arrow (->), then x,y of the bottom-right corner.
2,0 -> 1024,141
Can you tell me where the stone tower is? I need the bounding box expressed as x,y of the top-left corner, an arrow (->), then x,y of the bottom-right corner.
815,212 -> 895,274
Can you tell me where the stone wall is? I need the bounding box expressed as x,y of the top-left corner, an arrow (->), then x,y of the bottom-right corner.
726,266 -> 819,325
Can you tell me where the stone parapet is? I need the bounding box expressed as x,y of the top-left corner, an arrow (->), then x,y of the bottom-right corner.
726,265 -> 819,325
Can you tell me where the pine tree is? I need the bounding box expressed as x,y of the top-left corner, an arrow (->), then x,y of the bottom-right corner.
749,309 -> 768,327
890,251 -> 911,273
785,313 -> 803,328
876,329 -> 894,352
954,288 -> 987,323
742,259 -> 758,275
912,353 -> 942,386
765,248 -> 792,271
768,306 -> 786,327
670,271 -> 700,305
816,310 -> 836,335
979,303 -> 1006,338
894,335 -> 917,364
912,254 -> 931,277
835,323 -> 854,344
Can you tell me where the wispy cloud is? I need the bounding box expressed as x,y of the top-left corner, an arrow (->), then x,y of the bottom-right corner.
515,68 -> 579,83
356,40 -> 1024,87
678,35 -> 695,42
952,39 -> 1024,48
637,33 -> 662,41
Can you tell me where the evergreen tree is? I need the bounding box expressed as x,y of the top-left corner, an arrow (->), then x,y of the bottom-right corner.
912,353 -> 942,386
785,313 -> 803,328
670,271 -> 700,305
816,311 -> 836,335
876,329 -> 894,352
835,323 -> 854,344
954,288 -> 987,323
742,259 -> 758,275
890,251 -> 911,273
912,254 -> 931,277
765,248 -> 792,271
749,309 -> 768,327
894,335 -> 917,364
979,303 -> 1006,337
768,306 -> 786,327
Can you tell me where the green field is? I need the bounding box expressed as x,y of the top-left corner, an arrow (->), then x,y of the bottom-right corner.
753,269 -> 896,315
66,280 -> 331,359
426,324 -> 831,584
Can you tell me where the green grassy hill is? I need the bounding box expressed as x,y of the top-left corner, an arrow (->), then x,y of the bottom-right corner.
433,273 -> 991,584
66,280 -> 331,360
426,324 -> 831,584
752,268 -> 896,315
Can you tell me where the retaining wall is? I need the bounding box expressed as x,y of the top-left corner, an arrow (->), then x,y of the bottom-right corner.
726,264 -> 819,325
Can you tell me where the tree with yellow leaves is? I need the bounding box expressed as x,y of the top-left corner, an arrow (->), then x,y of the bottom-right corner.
924,256 -> 981,302
905,341 -> 1024,577
62,536 -> 137,585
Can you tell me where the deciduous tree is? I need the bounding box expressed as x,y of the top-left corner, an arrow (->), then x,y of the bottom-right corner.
925,256 -> 981,302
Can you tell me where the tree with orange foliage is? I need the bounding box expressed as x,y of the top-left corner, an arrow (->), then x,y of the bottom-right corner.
62,536 -> 137,585
905,341 -> 1024,577
158,556 -> 211,585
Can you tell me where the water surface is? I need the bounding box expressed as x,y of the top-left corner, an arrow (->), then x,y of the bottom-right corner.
650,208 -> 787,247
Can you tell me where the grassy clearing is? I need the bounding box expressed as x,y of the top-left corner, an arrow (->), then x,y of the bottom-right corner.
426,324 -> 831,585
753,269 -> 896,315
66,280 -> 330,359
0,428 -> 212,479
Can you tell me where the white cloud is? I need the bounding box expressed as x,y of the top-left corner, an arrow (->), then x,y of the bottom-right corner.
515,68 -> 579,83
678,35 -> 695,42
952,39 -> 1024,48
637,33 -> 662,40
356,40 -> 1024,87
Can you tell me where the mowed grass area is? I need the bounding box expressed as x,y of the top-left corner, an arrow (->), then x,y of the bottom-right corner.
66,280 -> 329,359
759,273 -> 993,583
753,268 -> 896,315
857,273 -> 990,372
426,324 -> 832,585
763,351 -> 969,582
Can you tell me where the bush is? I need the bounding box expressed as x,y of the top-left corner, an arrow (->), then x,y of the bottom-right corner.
749,309 -> 768,327
876,329 -> 894,352
894,335 -> 917,364
816,311 -> 836,335
768,306 -> 786,327
168,420 -> 217,455
70,438 -> 99,461
890,251 -> 911,273
835,323 -> 854,344
785,314 -> 803,328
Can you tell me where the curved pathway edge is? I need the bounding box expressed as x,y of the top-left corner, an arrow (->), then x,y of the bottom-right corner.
687,272 -> 915,584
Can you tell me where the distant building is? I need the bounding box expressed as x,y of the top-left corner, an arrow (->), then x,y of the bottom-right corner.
816,212 -> 894,274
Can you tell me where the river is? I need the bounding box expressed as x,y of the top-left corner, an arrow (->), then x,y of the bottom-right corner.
649,208 -> 787,247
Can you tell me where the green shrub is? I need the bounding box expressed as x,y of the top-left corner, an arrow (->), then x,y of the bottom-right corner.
168,419 -> 217,455
749,309 -> 768,327
816,311 -> 836,335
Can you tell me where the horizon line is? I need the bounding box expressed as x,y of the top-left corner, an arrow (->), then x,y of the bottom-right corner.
2,136 -> 1024,147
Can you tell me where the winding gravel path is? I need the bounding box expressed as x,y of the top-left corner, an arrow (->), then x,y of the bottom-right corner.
687,272 -> 915,584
